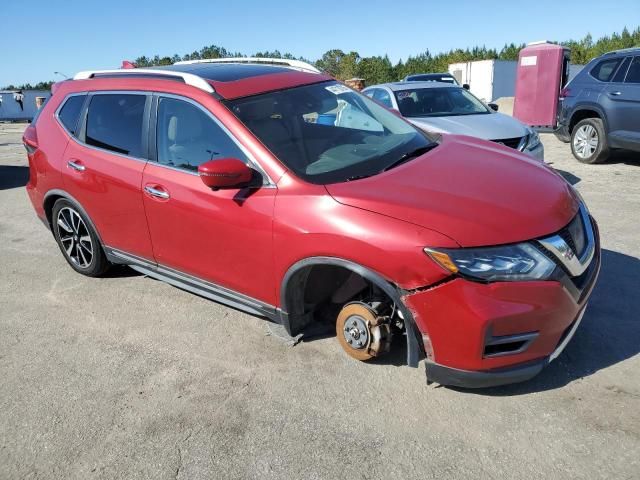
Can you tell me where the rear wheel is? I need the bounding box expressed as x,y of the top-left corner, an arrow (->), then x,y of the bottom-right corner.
571,118 -> 609,164
336,302 -> 392,361
52,199 -> 109,277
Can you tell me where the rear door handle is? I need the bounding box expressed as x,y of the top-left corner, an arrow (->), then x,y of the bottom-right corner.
609,91 -> 622,96
67,160 -> 85,171
144,185 -> 170,199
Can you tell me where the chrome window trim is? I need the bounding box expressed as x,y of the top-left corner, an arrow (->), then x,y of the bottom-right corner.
153,92 -> 275,187
537,204 -> 595,277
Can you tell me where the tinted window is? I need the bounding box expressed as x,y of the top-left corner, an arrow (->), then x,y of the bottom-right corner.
156,97 -> 247,171
373,89 -> 393,108
58,95 -> 86,135
612,57 -> 631,82
590,58 -> 622,82
86,94 -> 146,157
625,56 -> 640,84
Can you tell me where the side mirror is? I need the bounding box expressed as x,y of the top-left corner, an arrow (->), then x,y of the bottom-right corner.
462,83 -> 470,90
198,158 -> 254,190
488,103 -> 499,112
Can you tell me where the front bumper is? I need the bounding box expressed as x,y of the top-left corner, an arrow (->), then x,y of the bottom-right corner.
404,220 -> 600,388
424,306 -> 587,388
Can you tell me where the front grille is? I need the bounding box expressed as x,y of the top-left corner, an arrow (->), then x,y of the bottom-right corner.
490,136 -> 524,150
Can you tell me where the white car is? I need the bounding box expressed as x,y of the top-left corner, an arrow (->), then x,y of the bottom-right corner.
363,81 -> 544,161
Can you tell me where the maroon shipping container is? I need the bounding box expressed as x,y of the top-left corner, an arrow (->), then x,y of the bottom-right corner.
513,42 -> 571,129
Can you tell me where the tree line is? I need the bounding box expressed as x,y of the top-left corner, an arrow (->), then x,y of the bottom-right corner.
4,27 -> 638,90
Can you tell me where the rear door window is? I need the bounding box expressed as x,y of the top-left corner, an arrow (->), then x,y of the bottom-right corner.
590,58 -> 622,82
85,94 -> 146,157
612,57 -> 631,82
624,57 -> 640,84
58,95 -> 86,135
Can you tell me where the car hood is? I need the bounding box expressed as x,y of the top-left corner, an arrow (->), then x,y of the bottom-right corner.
408,112 -> 526,140
325,135 -> 579,247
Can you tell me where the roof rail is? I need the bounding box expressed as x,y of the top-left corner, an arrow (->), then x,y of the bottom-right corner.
174,57 -> 321,74
72,69 -> 214,93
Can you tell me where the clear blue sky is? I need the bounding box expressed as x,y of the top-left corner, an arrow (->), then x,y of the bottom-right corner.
3,0 -> 639,86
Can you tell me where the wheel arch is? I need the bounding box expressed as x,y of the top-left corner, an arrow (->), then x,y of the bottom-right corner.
568,105 -> 608,134
43,189 -> 105,247
279,256 -> 423,367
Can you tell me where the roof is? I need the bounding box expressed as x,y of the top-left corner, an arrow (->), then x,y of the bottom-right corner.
72,59 -> 333,100
366,81 -> 459,92
604,47 -> 640,56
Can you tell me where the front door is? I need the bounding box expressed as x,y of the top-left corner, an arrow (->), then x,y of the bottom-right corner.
141,95 -> 276,305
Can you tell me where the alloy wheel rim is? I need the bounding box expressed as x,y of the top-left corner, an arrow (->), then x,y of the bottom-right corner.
57,207 -> 93,268
573,125 -> 599,159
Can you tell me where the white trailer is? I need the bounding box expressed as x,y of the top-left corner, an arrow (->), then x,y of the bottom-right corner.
0,90 -> 51,121
449,60 -> 584,103
448,60 -> 517,102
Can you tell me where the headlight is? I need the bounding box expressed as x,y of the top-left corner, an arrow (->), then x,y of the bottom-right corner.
424,243 -> 555,282
525,128 -> 541,151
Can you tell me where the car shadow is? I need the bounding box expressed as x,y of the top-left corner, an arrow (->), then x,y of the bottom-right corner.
554,169 -> 581,186
457,248 -> 640,395
0,166 -> 29,190
606,149 -> 640,166
102,264 -> 142,278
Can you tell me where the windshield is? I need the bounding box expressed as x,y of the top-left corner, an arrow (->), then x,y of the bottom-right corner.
394,87 -> 490,118
227,81 -> 435,184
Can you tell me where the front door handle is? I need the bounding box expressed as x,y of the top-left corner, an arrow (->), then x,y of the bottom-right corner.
67,160 -> 85,172
609,91 -> 622,96
144,185 -> 170,199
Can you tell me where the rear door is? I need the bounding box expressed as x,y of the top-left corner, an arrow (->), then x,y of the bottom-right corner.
61,91 -> 154,260
607,56 -> 640,149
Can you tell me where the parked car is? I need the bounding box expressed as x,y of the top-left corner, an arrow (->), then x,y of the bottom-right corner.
363,81 -> 545,161
555,48 -> 640,164
24,58 -> 599,388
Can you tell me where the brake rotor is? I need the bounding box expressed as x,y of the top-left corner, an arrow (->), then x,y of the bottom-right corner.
336,302 -> 392,361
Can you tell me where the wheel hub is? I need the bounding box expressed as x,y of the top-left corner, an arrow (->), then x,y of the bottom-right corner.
336,302 -> 393,361
343,315 -> 369,349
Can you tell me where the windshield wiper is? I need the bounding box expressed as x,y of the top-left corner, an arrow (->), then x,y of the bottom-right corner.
346,174 -> 374,181
382,144 -> 436,172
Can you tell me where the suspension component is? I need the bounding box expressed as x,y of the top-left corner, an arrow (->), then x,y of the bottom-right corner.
336,302 -> 393,361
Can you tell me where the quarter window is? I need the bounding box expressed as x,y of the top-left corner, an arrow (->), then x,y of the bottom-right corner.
155,97 -> 248,171
625,56 -> 640,84
590,58 -> 622,82
58,95 -> 86,135
86,94 -> 146,157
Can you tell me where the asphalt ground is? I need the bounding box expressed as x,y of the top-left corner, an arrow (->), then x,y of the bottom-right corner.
1,122 -> 638,479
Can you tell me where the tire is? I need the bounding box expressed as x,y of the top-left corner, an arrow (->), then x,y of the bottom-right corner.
570,118 -> 610,164
51,199 -> 110,277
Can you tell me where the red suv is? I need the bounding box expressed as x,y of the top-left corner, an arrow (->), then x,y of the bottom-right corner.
24,58 -> 600,388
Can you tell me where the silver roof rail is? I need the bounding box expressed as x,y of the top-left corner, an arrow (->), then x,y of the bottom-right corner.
174,57 -> 321,74
73,69 -> 215,93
